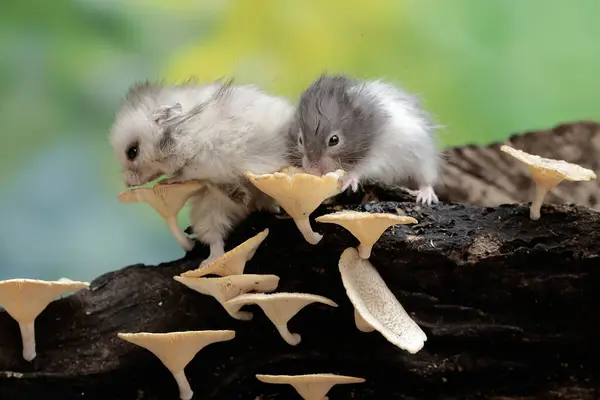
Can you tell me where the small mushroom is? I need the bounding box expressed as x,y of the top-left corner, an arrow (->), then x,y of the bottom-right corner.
338,248 -> 427,354
500,145 -> 597,220
245,169 -> 345,245
118,181 -> 205,251
173,274 -> 280,320
0,278 -> 89,361
117,330 -> 235,400
316,210 -> 417,259
180,229 -> 269,278
224,292 -> 338,345
256,373 -> 365,400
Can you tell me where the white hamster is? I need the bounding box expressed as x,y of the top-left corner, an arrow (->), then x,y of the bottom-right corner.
109,79 -> 294,263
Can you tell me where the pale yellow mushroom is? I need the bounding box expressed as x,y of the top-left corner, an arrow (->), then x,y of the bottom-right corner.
0,278 -> 89,361
500,145 -> 597,220
173,274 -> 280,320
245,169 -> 345,245
316,210 -> 417,259
117,330 -> 235,400
338,248 -> 427,354
180,229 -> 269,278
256,373 -> 365,400
118,181 -> 204,251
224,293 -> 338,346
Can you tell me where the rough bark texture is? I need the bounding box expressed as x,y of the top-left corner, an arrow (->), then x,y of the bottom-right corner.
1,121 -> 600,399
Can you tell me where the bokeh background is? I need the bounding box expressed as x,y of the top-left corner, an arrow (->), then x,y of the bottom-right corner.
1,0 -> 599,281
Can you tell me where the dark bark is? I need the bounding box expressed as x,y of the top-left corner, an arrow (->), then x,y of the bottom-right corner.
1,190 -> 600,399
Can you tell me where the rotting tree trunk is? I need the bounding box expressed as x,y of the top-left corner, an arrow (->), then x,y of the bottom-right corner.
1,189 -> 600,400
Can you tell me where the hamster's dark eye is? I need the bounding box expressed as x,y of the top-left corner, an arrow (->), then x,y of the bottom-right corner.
298,136 -> 303,145
328,135 -> 339,147
126,143 -> 139,161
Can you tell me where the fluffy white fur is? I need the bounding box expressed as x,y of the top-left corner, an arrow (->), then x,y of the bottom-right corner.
351,80 -> 440,204
109,80 -> 294,264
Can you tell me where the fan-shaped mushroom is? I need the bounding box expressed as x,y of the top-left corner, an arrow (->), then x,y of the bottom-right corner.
224,292 -> 338,345
118,181 -> 204,250
0,278 -> 89,361
180,229 -> 269,278
117,330 -> 235,400
256,373 -> 365,400
316,210 -> 417,259
500,145 -> 597,220
173,274 -> 280,320
245,169 -> 345,244
338,248 -> 427,354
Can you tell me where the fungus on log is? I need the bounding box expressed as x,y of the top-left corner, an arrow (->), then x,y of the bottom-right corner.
436,120 -> 600,210
1,192 -> 600,399
245,169 -> 345,245
499,145 -> 596,220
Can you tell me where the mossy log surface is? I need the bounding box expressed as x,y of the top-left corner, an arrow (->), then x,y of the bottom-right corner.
1,190 -> 600,399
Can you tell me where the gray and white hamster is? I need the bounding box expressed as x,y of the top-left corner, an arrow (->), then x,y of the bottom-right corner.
293,74 -> 441,205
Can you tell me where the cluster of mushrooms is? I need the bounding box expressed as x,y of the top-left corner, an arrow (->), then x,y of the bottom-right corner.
0,145 -> 596,400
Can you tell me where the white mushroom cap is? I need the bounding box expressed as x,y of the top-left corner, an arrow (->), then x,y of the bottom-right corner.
316,210 -> 417,259
256,373 -> 365,400
117,330 -> 235,400
180,229 -> 269,278
118,181 -> 205,250
173,274 -> 280,320
245,169 -> 345,244
0,278 -> 89,361
500,145 -> 597,220
224,292 -> 338,346
338,248 -> 427,354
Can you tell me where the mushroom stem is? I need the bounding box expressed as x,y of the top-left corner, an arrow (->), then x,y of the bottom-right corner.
530,185 -> 549,220
223,305 -> 254,321
275,324 -> 301,346
172,370 -> 193,400
354,308 -> 375,333
294,217 -> 323,245
19,321 -> 36,361
166,217 -> 194,251
357,243 -> 373,259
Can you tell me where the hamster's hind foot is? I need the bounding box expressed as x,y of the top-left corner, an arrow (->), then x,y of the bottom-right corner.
200,240 -> 226,266
415,185 -> 439,205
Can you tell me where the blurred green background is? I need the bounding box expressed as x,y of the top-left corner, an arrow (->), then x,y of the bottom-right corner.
1,0 -> 598,281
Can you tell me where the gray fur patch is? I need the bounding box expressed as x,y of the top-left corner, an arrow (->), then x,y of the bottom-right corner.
296,74 -> 387,170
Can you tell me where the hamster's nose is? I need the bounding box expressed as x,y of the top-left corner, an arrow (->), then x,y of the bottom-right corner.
315,163 -> 330,175
123,177 -> 137,188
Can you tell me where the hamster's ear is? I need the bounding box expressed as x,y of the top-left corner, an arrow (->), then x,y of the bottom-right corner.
152,102 -> 183,125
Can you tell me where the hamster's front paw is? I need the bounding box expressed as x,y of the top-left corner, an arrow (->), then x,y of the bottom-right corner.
161,176 -> 184,185
341,174 -> 360,193
415,185 -> 439,205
